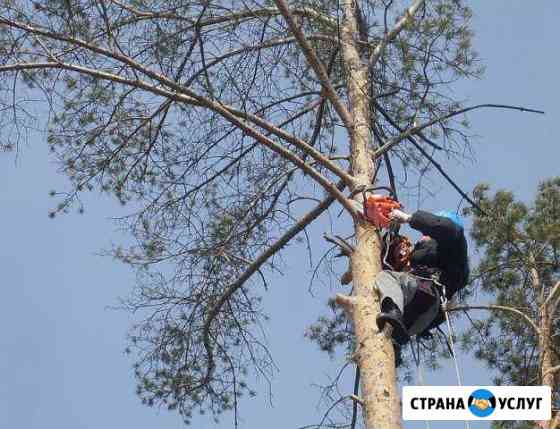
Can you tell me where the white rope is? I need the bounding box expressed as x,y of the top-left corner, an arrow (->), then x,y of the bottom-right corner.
443,306 -> 463,385
411,339 -> 431,429
441,284 -> 470,429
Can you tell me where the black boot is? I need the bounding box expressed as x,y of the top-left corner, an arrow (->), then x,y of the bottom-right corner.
376,298 -> 410,345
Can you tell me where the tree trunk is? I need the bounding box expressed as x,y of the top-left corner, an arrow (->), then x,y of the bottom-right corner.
340,0 -> 402,428
351,223 -> 402,429
541,310 -> 557,429
532,259 -> 556,429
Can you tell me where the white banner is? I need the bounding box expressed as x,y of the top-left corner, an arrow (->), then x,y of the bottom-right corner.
402,386 -> 551,421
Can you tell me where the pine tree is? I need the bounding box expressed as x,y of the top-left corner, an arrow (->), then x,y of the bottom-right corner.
0,1 -> 538,428
460,179 -> 560,429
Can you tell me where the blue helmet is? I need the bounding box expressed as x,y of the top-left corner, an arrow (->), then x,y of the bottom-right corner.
436,210 -> 464,229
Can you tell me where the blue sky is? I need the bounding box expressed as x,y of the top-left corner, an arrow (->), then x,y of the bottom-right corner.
0,2 -> 558,429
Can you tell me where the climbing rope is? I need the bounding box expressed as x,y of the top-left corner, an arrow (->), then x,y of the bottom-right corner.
410,338 -> 431,429
440,284 -> 464,386
440,283 -> 471,429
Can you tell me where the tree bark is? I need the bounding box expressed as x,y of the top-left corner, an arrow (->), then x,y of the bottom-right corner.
350,224 -> 402,429
340,0 -> 401,428
531,258 -> 557,429
540,310 -> 556,429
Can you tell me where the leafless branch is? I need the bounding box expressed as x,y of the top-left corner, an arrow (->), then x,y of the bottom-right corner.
545,281 -> 560,312
447,304 -> 540,336
372,103 -> 545,161
273,0 -> 354,131
369,0 -> 426,67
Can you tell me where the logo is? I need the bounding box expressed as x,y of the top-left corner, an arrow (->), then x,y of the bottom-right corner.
402,386 -> 551,421
468,389 -> 496,417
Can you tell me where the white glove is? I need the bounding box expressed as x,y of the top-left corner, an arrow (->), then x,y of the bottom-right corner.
389,209 -> 412,224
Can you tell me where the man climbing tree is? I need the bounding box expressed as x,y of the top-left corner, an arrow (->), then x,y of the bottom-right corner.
339,196 -> 469,362
374,207 -> 469,350
0,0 -> 544,428
456,178 -> 560,429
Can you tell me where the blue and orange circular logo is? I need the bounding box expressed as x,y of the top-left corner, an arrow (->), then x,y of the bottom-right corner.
468,389 -> 496,417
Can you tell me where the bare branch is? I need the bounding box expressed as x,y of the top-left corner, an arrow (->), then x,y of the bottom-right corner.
335,293 -> 357,319
107,2 -> 338,30
542,364 -> 560,379
374,100 -> 442,150
413,140 -> 486,214
369,0 -> 426,67
222,105 -> 354,185
324,234 -> 355,257
350,394 -> 363,406
178,99 -> 325,200
545,281 -> 560,311
198,101 -> 355,213
273,0 -> 354,131
184,34 -> 339,87
373,111 -> 486,214
447,304 -> 540,336
372,103 -> 545,160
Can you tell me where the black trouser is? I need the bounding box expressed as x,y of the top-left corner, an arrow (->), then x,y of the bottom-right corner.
374,271 -> 440,336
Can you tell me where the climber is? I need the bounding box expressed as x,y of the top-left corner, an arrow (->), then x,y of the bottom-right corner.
374,208 -> 469,345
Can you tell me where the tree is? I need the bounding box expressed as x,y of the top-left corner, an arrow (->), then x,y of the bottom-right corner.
457,179 -> 560,429
0,0 -> 536,428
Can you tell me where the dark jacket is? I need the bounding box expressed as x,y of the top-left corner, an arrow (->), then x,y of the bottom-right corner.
409,210 -> 469,300
402,211 -> 469,333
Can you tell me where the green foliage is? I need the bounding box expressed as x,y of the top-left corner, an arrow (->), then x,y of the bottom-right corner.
305,298 -> 353,357
463,179 -> 560,429
0,0 -> 485,425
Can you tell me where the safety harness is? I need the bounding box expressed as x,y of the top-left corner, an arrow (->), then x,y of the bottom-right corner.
361,191 -> 452,339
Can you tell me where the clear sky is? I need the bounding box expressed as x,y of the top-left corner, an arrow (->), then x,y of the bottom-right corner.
0,2 -> 558,429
